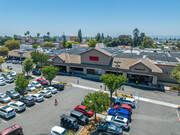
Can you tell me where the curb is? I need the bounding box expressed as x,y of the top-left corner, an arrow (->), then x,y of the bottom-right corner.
165,89 -> 180,93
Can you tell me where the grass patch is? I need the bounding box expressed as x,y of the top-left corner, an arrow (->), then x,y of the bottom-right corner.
31,88 -> 42,94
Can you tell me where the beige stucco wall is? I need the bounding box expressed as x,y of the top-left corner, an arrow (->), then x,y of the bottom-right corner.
81,49 -> 112,66
157,65 -> 178,83
130,63 -> 151,74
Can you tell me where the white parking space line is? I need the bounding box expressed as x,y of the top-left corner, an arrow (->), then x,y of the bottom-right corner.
123,132 -> 129,135
16,113 -> 20,116
1,119 -> 7,123
27,107 -> 31,110
72,84 -> 180,108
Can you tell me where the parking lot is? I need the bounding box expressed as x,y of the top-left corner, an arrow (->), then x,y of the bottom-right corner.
0,63 -> 180,135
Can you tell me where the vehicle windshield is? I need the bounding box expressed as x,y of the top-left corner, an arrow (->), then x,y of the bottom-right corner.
19,104 -> 24,107
7,109 -> 14,113
80,115 -> 84,119
38,95 -> 42,98
11,91 -> 17,94
41,80 -> 46,82
46,91 -> 51,94
2,95 -> 8,99
35,82 -> 40,85
85,109 -> 89,112
111,116 -> 115,121
29,86 -> 33,88
116,127 -> 121,132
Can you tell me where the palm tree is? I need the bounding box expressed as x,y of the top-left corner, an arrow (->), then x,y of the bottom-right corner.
47,32 -> 50,36
26,31 -> 30,36
24,33 -> 27,37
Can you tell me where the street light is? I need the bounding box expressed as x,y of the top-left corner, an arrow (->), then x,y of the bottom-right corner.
114,60 -> 121,97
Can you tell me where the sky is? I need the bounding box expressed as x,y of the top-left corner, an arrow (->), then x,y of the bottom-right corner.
0,0 -> 180,37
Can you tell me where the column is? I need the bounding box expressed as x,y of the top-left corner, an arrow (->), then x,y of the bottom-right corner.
123,72 -> 127,78
66,66 -> 70,74
83,67 -> 87,76
101,69 -> 105,75
152,76 -> 157,86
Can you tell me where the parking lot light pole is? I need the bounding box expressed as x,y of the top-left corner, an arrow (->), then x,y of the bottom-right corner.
114,61 -> 121,97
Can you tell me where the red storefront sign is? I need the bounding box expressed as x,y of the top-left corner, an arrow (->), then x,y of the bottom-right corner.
89,56 -> 99,61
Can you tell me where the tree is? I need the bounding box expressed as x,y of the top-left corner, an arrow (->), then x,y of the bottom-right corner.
171,64 -> 180,87
62,35 -> 67,48
24,33 -> 27,37
13,34 -> 18,40
133,28 -> 140,47
65,130 -> 76,135
38,53 -> 49,66
4,40 -> 20,50
26,31 -> 30,36
176,43 -> 180,50
0,46 -> 9,58
30,50 -> 40,65
65,42 -> 72,48
22,58 -> 34,76
47,32 -> 50,36
142,36 -> 153,48
101,33 -> 104,41
88,39 -> 97,47
0,56 -> 5,71
0,36 -> 13,45
42,42 -> 54,47
37,33 -> 40,38
100,74 -> 127,99
15,73 -> 29,97
84,91 -> 110,122
78,29 -> 82,43
32,44 -> 38,49
153,43 -> 158,48
95,33 -> 101,43
118,35 -> 133,46
42,65 -> 58,85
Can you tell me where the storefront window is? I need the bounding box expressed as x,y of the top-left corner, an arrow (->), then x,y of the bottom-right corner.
87,68 -> 102,76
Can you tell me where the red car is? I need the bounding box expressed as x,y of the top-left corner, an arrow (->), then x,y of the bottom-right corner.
36,78 -> 48,85
74,105 -> 94,117
113,104 -> 132,114
0,124 -> 23,135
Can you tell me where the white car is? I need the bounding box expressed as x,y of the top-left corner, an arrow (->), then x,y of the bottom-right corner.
0,93 -> 11,103
26,84 -> 36,92
0,75 -> 4,81
115,97 -> 135,108
105,115 -> 129,130
37,90 -> 52,98
49,126 -> 67,135
0,106 -> 16,119
8,71 -> 17,77
0,80 -> 6,86
44,87 -> 57,94
8,101 -> 26,112
31,81 -> 42,89
29,94 -> 44,102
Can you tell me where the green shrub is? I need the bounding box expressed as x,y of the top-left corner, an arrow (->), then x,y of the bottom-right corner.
171,86 -> 180,91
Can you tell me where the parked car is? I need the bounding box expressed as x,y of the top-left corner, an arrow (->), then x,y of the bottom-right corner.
60,114 -> 79,132
96,122 -> 123,135
105,115 -> 129,130
108,108 -> 131,122
74,105 -> 94,117
6,60 -> 11,63
0,93 -> 11,103
112,104 -> 132,114
26,84 -> 36,92
32,69 -> 41,76
0,75 -> 5,81
49,126 -> 67,135
7,71 -> 17,77
6,89 -> 20,99
38,90 -> 52,98
0,106 -> 16,119
4,76 -> 14,83
51,84 -> 64,91
29,94 -> 44,102
8,101 -> 26,112
0,124 -> 23,135
115,97 -> 135,108
31,81 -> 42,88
19,96 -> 35,106
37,78 -> 48,86
7,65 -> 13,70
0,80 -> 6,86
12,60 -> 16,64
18,60 -> 23,64
70,110 -> 89,125
44,87 -> 57,94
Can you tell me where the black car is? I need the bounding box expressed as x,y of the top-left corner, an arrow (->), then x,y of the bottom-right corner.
19,96 -> 35,106
6,89 -> 20,99
70,110 -> 89,125
60,114 -> 79,132
32,69 -> 41,76
96,122 -> 123,135
51,84 -> 64,91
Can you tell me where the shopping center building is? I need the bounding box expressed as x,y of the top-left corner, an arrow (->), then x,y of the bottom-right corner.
47,47 -> 180,87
